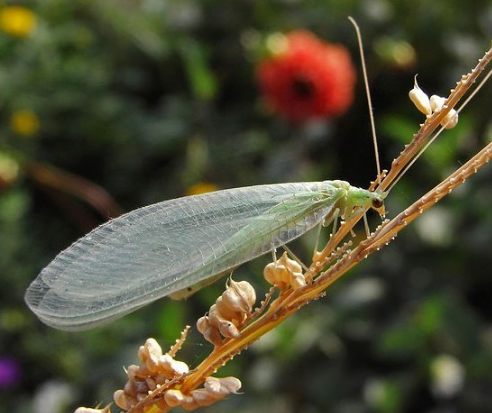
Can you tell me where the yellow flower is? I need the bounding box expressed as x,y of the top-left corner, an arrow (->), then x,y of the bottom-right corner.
0,6 -> 36,38
186,182 -> 219,196
10,110 -> 40,137
0,152 -> 20,190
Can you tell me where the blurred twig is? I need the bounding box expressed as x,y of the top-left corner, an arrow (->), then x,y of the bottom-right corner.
26,161 -> 123,220
164,44 -> 492,406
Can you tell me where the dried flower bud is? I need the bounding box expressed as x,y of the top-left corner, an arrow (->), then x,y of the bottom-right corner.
126,364 -> 141,381
430,94 -> 446,112
264,252 -> 305,290
123,380 -> 138,397
136,380 -> 150,394
190,389 -> 216,407
441,109 -> 458,129
204,376 -> 242,396
138,338 -> 163,372
74,407 -> 111,413
429,95 -> 458,129
114,389 -> 134,410
409,78 -> 431,116
218,280 -> 256,315
164,389 -> 187,407
137,338 -> 189,377
197,315 -> 223,346
204,305 -> 241,339
112,335 -> 194,413
198,280 -> 256,345
181,400 -> 200,411
161,354 -> 189,376
181,376 -> 242,410
216,318 -> 241,338
169,394 -> 199,411
214,296 -> 240,323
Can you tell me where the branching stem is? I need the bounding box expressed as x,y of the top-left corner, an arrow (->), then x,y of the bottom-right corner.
177,43 -> 492,400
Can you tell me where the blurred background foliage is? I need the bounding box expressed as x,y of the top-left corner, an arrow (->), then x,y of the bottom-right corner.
1,0 -> 492,412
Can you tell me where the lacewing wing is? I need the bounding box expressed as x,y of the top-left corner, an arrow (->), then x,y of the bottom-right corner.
25,181 -> 348,331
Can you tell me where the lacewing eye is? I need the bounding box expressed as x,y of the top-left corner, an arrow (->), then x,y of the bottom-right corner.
372,198 -> 384,209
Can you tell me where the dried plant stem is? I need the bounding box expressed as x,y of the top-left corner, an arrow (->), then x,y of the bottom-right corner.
380,45 -> 492,192
118,45 -> 492,413
309,44 -> 492,270
175,44 -> 492,400
180,139 -> 492,395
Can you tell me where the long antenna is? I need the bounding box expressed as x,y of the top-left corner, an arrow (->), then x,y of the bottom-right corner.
348,16 -> 381,180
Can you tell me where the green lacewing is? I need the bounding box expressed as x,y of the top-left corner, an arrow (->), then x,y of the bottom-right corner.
25,180 -> 385,331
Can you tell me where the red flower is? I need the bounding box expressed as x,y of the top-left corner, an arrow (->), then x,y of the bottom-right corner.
257,31 -> 356,123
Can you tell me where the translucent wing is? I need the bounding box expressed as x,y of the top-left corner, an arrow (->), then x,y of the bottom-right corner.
25,181 -> 342,330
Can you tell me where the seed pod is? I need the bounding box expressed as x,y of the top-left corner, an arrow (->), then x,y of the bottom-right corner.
217,280 -> 256,316
191,388 -> 217,407
74,407 -> 111,413
166,389 -> 202,411
205,305 -> 241,339
197,315 -> 223,346
160,354 -> 190,376
429,95 -> 458,129
216,318 -> 241,338
430,94 -> 446,112
138,338 -> 163,373
188,376 -> 242,408
109,336 -> 195,413
164,389 -> 186,408
126,364 -> 141,381
198,280 -> 256,345
441,109 -> 458,129
138,338 -> 189,377
214,296 -> 242,323
181,401 -> 200,411
123,380 -> 138,397
114,389 -> 134,410
264,252 -> 305,290
409,78 -> 431,115
133,380 -> 150,394
204,376 -> 242,396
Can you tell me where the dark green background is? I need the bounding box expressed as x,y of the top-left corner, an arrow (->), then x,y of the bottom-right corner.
1,1 -> 492,412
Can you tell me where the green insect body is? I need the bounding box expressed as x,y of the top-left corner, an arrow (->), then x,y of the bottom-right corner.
25,180 -> 386,330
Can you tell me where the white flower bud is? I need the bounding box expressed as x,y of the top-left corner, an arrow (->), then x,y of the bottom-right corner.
430,94 -> 446,112
429,95 -> 458,129
441,109 -> 458,129
409,79 -> 432,115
